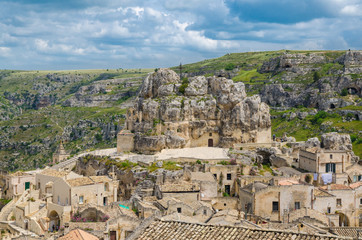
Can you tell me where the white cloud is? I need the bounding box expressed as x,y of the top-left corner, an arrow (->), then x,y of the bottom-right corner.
0,0 -> 361,70
0,47 -> 11,57
341,4 -> 362,16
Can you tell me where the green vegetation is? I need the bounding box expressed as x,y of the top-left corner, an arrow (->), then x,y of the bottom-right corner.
163,161 -> 182,171
0,68 -> 150,171
178,78 -> 189,94
271,108 -> 362,159
225,63 -> 235,71
340,88 -> 348,96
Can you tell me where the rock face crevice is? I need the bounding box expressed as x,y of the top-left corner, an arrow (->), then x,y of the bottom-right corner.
124,69 -> 271,153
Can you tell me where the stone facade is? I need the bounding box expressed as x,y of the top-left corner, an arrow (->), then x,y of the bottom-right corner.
4,172 -> 35,199
299,149 -> 352,174
52,142 -> 70,164
120,68 -> 271,153
117,130 -> 135,153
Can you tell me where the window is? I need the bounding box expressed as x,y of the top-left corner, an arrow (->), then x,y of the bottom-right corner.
337,198 -> 342,206
203,209 -> 207,215
209,133 -> 212,137
327,207 -> 331,214
360,198 -> 362,205
177,208 -> 182,213
326,163 -> 336,173
359,175 -> 362,181
79,196 -> 84,204
272,202 -> 279,212
227,173 -> 232,180
295,202 -> 300,210
57,196 -> 60,204
213,174 -> 217,180
330,154 -> 333,159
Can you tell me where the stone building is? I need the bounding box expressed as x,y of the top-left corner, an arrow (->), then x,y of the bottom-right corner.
35,169 -> 81,199
239,180 -> 314,222
117,130 -> 135,153
208,164 -> 240,197
34,169 -> 118,231
3,171 -> 35,199
155,181 -> 200,202
52,142 -> 70,164
189,172 -> 217,199
319,183 -> 360,227
299,148 -> 352,174
117,68 -> 271,154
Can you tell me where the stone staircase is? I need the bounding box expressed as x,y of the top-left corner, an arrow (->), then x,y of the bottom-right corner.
0,190 -> 30,221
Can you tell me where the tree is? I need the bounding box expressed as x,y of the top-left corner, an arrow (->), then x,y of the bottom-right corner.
313,71 -> 320,82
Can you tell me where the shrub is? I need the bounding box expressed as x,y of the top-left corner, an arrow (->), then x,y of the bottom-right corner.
218,160 -> 229,165
350,134 -> 357,142
239,147 -> 243,150
341,88 -> 348,96
196,159 -> 202,164
95,133 -> 102,142
305,174 -> 312,183
179,78 -> 189,94
223,192 -> 230,197
225,63 -> 235,71
310,111 -> 327,125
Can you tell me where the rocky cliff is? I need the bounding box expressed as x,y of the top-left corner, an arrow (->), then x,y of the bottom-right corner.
125,69 -> 271,153
258,51 -> 362,110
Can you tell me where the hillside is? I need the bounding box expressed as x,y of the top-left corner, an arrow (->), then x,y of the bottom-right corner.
172,50 -> 362,158
0,69 -> 150,170
0,50 -> 361,171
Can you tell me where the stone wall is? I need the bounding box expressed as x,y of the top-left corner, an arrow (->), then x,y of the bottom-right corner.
117,132 -> 135,153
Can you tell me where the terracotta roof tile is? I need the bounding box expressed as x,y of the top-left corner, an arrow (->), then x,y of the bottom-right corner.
330,227 -> 362,238
349,182 -> 362,189
58,228 -> 99,240
321,184 -> 351,190
131,219 -> 350,240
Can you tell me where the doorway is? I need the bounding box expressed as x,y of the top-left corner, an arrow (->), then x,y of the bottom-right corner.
225,185 -> 230,195
110,231 -> 116,240
208,139 -> 213,147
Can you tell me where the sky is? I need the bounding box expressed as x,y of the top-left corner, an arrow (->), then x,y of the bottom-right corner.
0,0 -> 361,70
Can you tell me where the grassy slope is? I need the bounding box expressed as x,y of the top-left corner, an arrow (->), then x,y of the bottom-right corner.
0,69 -> 149,171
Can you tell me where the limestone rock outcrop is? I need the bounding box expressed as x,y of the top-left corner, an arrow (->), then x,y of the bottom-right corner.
124,68 -> 271,153
320,132 -> 352,151
258,51 -> 362,110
